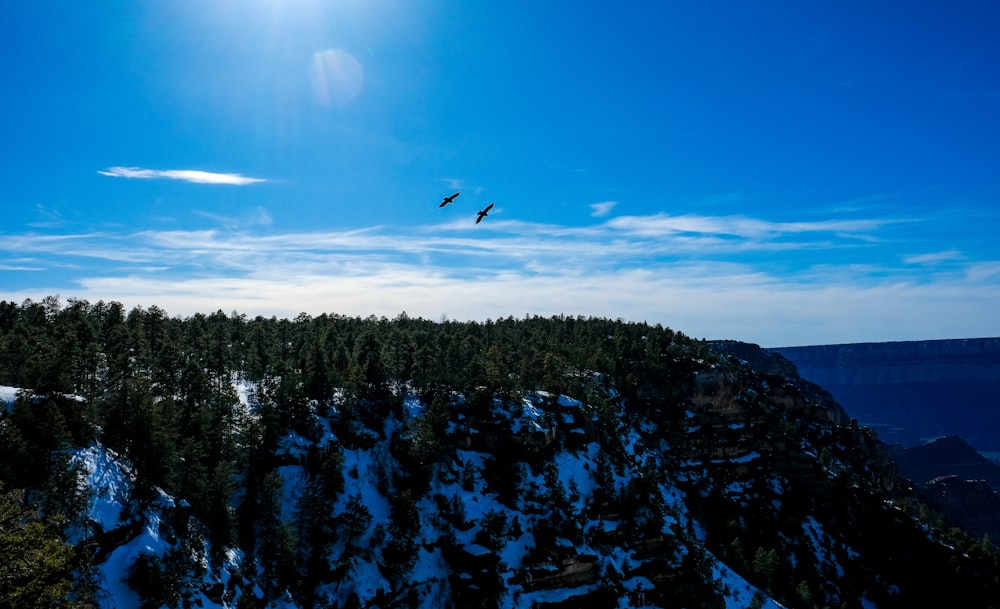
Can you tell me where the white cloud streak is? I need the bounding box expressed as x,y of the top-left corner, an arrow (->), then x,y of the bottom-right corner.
98,167 -> 266,185
590,201 -> 618,217
194,207 -> 274,230
903,250 -> 964,265
604,213 -> 900,239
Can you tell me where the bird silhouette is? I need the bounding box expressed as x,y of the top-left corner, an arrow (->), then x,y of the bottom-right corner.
439,192 -> 460,207
475,202 -> 494,224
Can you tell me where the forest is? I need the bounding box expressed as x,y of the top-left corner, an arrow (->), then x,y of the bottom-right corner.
2,296 -> 999,609
0,296 -> 709,607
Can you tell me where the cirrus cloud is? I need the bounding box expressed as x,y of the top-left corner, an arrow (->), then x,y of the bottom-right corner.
590,201 -> 618,217
604,213 -> 901,239
98,167 -> 266,185
3,208 -> 998,347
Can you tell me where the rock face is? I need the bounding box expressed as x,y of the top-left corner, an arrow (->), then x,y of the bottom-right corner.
712,340 -> 851,427
772,338 -> 1000,451
890,435 -> 1000,492
890,436 -> 1000,539
920,476 -> 1000,540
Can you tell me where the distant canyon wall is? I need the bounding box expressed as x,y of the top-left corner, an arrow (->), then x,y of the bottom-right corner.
772,338 -> 1000,451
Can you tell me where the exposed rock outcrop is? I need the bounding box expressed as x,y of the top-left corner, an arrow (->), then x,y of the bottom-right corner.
920,476 -> 1000,540
772,338 -> 1000,450
890,436 -> 1000,539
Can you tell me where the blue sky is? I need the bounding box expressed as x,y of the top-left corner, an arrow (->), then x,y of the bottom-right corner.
2,1 -> 998,347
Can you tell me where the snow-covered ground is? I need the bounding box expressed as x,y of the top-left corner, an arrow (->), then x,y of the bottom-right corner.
53,385 -> 785,609
0,384 -> 20,408
74,444 -> 170,609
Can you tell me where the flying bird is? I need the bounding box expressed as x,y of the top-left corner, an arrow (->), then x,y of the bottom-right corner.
439,192 -> 460,207
475,202 -> 495,224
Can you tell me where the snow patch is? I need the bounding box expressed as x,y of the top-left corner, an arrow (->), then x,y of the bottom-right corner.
0,384 -> 20,407
72,445 -> 134,531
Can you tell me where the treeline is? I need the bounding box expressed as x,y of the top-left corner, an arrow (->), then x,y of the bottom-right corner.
0,296 -> 707,401
0,296 -> 708,605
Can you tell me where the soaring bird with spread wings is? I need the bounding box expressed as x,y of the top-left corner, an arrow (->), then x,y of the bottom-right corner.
475,202 -> 494,224
439,192 -> 460,207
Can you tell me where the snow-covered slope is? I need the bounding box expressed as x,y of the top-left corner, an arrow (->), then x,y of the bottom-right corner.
7,337 -> 999,608
73,383 -> 792,609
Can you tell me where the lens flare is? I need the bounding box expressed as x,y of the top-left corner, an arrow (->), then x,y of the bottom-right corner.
308,49 -> 363,106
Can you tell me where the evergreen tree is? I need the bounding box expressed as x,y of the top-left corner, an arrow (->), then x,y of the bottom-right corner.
349,325 -> 385,396
752,546 -> 780,589
380,326 -> 414,388
338,493 -> 372,559
0,484 -> 80,609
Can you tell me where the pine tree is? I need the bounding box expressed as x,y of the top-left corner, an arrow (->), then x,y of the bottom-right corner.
0,484 -> 80,609
752,546 -> 780,589
380,326 -> 414,387
255,469 -> 298,599
339,493 -> 372,553
349,326 -> 385,396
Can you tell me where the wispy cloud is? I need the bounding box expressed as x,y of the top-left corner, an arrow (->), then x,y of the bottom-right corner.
194,207 -> 274,230
603,213 -> 900,239
0,212 -> 918,276
98,167 -> 266,185
904,250 -> 964,265
3,210 -> 997,346
590,201 -> 617,217
829,194 -> 895,213
0,263 -> 45,271
29,204 -> 68,229
966,262 -> 1000,282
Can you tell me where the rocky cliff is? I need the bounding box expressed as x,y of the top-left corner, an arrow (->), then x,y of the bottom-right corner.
890,435 -> 1000,491
889,436 -> 1000,540
772,338 -> 1000,451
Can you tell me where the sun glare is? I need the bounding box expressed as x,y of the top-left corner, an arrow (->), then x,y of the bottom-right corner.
309,49 -> 364,106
